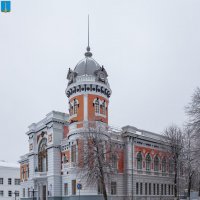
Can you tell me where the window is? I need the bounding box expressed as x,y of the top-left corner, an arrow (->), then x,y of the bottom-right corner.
15,179 -> 20,185
69,102 -> 73,116
137,152 -> 142,170
28,188 -> 30,197
172,185 -> 174,195
73,99 -> 78,115
157,184 -> 159,195
71,145 -> 76,163
72,180 -> 76,195
153,183 -> 156,195
111,182 -> 117,195
161,184 -> 163,195
22,168 -> 25,179
154,155 -> 159,172
168,185 -> 171,195
38,138 -> 47,172
98,180 -> 103,194
23,188 -> 25,197
140,183 -> 143,195
169,159 -> 174,174
149,183 -> 151,195
0,191 -> 3,197
145,183 -> 147,195
15,191 -> 19,197
136,183 -> 139,195
146,153 -> 151,172
112,155 -> 118,169
63,155 -> 68,163
27,166 -> 29,178
64,183 -> 68,196
94,99 -> 100,114
8,191 -> 12,197
102,101 -> 106,115
0,178 -> 3,184
164,184 -> 167,195
8,178 -> 12,185
162,157 -> 166,174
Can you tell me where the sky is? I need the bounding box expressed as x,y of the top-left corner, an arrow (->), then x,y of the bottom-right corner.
0,0 -> 200,163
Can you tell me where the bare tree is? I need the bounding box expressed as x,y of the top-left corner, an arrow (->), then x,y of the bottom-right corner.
185,87 -> 200,197
76,122 -> 120,200
182,126 -> 197,200
163,124 -> 184,200
185,87 -> 200,135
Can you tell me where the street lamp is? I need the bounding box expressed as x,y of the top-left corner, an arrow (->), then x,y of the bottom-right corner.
30,187 -> 38,200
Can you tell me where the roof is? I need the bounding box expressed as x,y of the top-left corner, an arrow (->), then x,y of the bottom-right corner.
74,57 -> 101,76
0,160 -> 19,168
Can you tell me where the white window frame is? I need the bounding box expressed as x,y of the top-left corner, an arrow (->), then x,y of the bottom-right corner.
8,178 -> 12,185
8,191 -> 12,197
14,179 -> 20,185
64,183 -> 68,196
111,181 -> 117,195
0,190 -> 4,197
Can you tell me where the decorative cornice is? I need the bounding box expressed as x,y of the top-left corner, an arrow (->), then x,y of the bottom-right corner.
66,83 -> 111,99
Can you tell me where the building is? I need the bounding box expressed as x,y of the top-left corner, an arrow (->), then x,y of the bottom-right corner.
0,161 -> 20,200
19,44 -> 175,200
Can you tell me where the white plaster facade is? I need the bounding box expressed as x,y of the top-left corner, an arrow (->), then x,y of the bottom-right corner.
0,161 -> 20,200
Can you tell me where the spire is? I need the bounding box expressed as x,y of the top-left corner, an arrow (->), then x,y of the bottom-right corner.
85,15 -> 92,57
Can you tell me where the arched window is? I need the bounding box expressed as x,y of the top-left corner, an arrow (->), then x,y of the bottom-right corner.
73,99 -> 78,115
102,101 -> 106,115
154,155 -> 159,172
69,102 -> 73,116
162,157 -> 166,174
38,138 -> 47,172
169,159 -> 174,174
94,99 -> 100,114
111,155 -> 118,169
146,153 -> 151,172
137,152 -> 142,170
22,168 -> 25,179
63,155 -> 67,163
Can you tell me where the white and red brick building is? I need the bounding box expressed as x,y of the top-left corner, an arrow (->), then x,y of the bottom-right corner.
19,46 -> 176,200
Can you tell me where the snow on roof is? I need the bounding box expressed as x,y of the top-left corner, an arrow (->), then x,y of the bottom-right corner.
0,160 -> 19,168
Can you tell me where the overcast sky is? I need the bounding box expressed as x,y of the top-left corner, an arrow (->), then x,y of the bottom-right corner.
0,0 -> 200,163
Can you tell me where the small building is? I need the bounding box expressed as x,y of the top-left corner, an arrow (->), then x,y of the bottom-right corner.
0,161 -> 20,200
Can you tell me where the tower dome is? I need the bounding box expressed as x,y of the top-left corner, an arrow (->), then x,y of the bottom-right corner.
74,57 -> 101,76
66,47 -> 109,87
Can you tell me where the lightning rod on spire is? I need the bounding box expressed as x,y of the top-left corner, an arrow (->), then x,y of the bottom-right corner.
85,15 -> 92,57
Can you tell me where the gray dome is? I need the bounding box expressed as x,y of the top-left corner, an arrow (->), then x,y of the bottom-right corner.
74,57 -> 101,76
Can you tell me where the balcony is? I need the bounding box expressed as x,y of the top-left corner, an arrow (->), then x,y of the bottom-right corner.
33,171 -> 47,179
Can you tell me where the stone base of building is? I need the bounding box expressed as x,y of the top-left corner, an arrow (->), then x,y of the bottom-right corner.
21,196 -> 174,200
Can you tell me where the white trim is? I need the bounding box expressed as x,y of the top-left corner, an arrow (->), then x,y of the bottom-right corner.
69,114 -> 77,119
67,90 -> 110,101
95,113 -> 107,118
84,94 -> 88,121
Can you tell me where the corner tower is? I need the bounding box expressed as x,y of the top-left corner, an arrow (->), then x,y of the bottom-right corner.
65,46 -> 111,133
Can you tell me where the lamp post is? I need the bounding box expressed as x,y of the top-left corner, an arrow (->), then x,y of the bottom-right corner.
30,187 -> 38,200
77,183 -> 82,200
